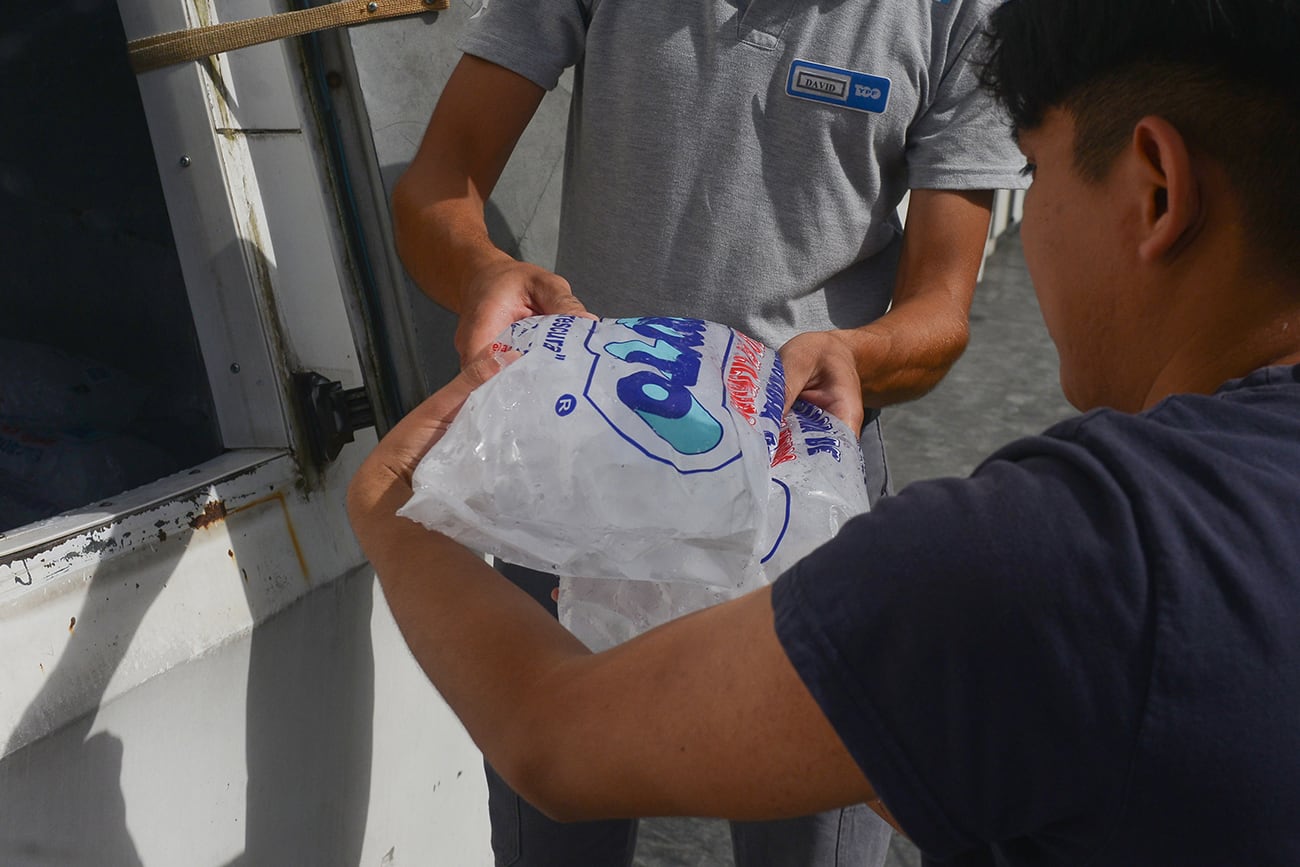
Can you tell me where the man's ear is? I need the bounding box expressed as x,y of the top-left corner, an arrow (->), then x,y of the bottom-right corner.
1131,115 -> 1201,262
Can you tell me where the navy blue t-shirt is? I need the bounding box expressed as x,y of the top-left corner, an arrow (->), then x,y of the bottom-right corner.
773,364 -> 1300,865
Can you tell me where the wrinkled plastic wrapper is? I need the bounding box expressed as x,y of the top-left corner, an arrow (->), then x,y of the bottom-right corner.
399,315 -> 869,650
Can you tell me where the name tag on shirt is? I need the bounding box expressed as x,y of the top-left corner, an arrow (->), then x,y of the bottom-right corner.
785,59 -> 891,114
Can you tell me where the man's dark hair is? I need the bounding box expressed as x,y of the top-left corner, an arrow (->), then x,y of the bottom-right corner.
982,0 -> 1300,274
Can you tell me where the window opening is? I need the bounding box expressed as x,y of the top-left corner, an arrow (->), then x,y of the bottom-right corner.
0,0 -> 223,532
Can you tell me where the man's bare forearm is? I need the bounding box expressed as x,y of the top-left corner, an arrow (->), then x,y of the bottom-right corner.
390,54 -> 546,313
845,188 -> 994,407
348,471 -> 593,790
392,185 -> 509,313
840,289 -> 975,407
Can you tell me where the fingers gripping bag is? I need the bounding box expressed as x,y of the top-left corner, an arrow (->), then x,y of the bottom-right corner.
399,315 -> 787,590
558,398 -> 869,651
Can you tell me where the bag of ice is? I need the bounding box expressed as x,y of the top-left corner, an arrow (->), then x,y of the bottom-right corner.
398,314 -> 868,649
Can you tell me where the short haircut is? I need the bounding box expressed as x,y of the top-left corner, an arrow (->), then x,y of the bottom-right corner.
981,0 -> 1300,274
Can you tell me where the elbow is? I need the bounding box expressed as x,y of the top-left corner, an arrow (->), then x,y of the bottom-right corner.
895,315 -> 971,403
925,310 -> 972,377
944,315 -> 971,364
493,746 -> 604,824
525,785 -> 598,825
488,699 -> 616,824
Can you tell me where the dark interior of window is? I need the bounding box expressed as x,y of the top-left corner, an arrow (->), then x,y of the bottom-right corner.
0,0 -> 223,532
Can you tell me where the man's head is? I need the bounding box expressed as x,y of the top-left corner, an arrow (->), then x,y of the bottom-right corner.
981,0 -> 1300,410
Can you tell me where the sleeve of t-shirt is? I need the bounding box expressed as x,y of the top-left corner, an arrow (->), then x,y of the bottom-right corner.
905,0 -> 1027,191
771,429 -> 1152,858
456,0 -> 590,91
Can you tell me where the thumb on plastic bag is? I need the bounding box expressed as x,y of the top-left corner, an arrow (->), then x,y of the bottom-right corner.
370,350 -> 521,485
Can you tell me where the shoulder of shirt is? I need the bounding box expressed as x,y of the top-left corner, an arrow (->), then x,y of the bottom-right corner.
955,407 -> 1179,499
973,371 -> 1300,479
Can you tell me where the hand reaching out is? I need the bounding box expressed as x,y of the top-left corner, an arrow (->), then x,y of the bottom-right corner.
456,258 -> 595,366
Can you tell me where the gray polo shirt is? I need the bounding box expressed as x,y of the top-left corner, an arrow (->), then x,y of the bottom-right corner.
460,0 -> 1025,352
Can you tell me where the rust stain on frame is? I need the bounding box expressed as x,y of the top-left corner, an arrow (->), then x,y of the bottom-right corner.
183,492 -> 311,585
189,499 -> 229,530
229,491 -> 310,585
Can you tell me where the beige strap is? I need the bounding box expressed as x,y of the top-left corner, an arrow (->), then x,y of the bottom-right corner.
128,0 -> 449,74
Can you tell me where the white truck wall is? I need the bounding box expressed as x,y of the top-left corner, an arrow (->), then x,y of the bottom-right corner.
1,0 -> 499,862
2,562 -> 486,866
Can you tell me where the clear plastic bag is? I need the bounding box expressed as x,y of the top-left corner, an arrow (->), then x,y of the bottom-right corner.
558,398 -> 869,650
399,315 -> 869,649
